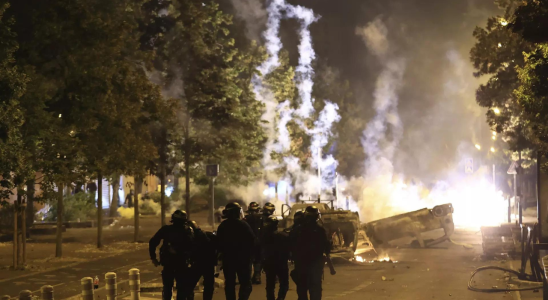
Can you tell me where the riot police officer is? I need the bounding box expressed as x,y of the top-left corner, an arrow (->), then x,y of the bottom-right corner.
187,221 -> 217,300
263,202 -> 276,217
245,202 -> 263,284
290,206 -> 332,300
262,216 -> 290,300
284,211 -> 304,233
217,202 -> 255,300
149,210 -> 195,300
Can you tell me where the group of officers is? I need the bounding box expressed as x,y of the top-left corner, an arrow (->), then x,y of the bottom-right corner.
149,201 -> 335,300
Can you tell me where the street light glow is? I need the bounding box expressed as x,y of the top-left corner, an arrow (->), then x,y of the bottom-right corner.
493,107 -> 501,114
490,147 -> 495,153
492,136 -> 496,140
500,19 -> 508,26
475,144 -> 481,150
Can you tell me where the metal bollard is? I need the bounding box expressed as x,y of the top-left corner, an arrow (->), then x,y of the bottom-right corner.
105,272 -> 117,300
81,277 -> 94,300
40,285 -> 53,300
18,291 -> 32,300
129,268 -> 140,300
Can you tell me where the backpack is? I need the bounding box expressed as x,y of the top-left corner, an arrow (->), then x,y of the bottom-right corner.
160,224 -> 195,265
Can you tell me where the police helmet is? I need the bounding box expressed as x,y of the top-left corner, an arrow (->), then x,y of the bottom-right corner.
263,216 -> 279,230
263,202 -> 276,216
223,202 -> 242,219
304,206 -> 320,222
294,211 -> 305,225
171,210 -> 188,223
247,202 -> 260,213
189,220 -> 199,229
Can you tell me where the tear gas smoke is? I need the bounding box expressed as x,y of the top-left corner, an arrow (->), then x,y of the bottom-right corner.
236,1 -> 507,229
228,0 -> 267,41
249,0 -> 341,206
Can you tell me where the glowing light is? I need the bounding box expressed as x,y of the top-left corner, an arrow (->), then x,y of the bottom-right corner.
492,131 -> 497,136
58,114 -> 62,118
356,256 -> 364,262
498,43 -> 502,48
492,136 -> 496,140
500,19 -> 508,26
490,147 -> 495,153
475,144 -> 481,150
493,107 -> 501,114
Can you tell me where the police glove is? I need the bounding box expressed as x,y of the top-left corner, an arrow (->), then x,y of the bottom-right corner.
152,258 -> 160,267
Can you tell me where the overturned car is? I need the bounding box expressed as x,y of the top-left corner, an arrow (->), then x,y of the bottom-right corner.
363,203 -> 455,249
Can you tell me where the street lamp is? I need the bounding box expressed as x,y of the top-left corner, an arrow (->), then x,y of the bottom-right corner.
490,147 -> 495,153
493,107 -> 501,115
500,19 -> 508,26
475,144 -> 481,150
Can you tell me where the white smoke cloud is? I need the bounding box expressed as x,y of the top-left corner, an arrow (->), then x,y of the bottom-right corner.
228,0 -> 267,41
356,18 -> 389,58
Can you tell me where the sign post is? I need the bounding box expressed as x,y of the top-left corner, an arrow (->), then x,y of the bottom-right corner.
465,158 -> 474,174
206,165 -> 219,229
508,161 -> 520,224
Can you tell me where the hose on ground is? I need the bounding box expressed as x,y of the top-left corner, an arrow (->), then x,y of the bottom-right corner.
468,266 -> 543,292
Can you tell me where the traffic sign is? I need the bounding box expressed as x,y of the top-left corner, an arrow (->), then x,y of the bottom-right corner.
206,164 -> 219,177
465,158 -> 473,174
507,161 -> 520,175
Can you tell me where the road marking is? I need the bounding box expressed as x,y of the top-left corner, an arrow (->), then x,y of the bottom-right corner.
325,281 -> 373,299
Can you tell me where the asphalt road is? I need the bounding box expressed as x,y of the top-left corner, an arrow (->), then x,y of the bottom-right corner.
1,228 -> 543,300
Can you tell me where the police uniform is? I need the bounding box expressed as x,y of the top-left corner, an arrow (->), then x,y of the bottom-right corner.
188,226 -> 217,300
290,208 -> 330,300
217,203 -> 256,300
245,205 -> 263,284
262,217 -> 290,300
149,210 -> 195,300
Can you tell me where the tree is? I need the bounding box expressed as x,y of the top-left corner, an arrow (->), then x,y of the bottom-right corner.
0,0 -> 29,206
311,63 -> 363,178
142,0 -> 267,216
515,46 -> 548,159
10,0 -> 169,248
0,0 -> 33,268
510,0 -> 548,169
470,0 -> 533,152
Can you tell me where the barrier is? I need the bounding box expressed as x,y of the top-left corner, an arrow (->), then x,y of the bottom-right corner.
129,268 -> 140,300
18,291 -> 32,300
40,285 -> 54,300
81,277 -> 94,300
105,272 -> 117,300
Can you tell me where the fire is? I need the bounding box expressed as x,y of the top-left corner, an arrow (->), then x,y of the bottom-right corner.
356,167 -> 507,229
354,255 -> 397,263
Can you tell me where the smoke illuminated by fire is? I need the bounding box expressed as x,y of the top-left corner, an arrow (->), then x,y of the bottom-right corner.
235,1 -> 508,230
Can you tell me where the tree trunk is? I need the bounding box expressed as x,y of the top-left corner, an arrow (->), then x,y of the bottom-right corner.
55,183 -> 64,258
110,176 -> 120,217
134,177 -> 140,243
13,202 -> 18,268
26,179 -> 35,237
21,194 -> 26,267
97,174 -> 103,248
173,173 -> 179,194
16,192 -> 22,268
160,164 -> 166,226
185,119 -> 191,217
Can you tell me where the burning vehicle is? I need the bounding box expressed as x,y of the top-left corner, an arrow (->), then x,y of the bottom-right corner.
363,203 -> 455,249
280,200 -> 361,259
